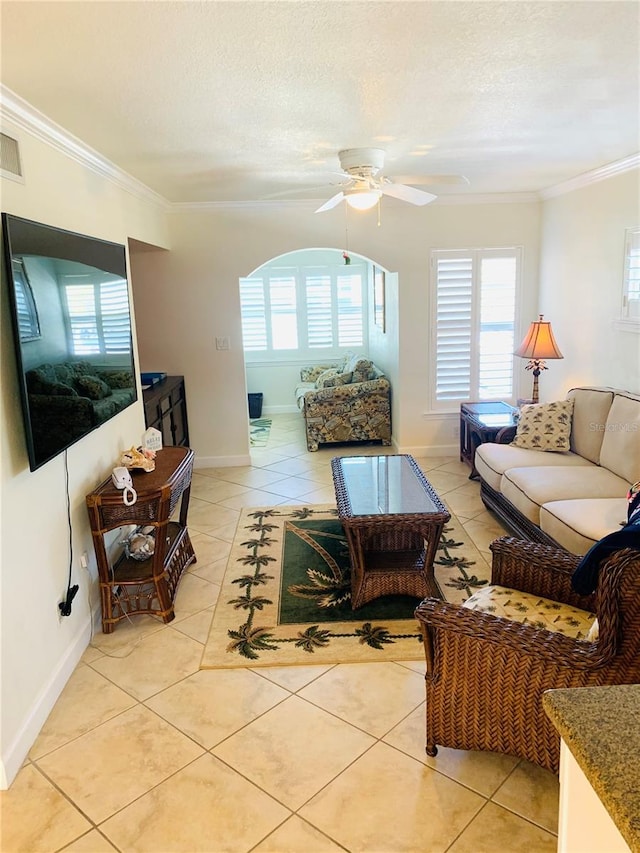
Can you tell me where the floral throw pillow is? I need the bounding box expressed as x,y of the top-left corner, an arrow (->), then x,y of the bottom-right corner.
511,398 -> 574,452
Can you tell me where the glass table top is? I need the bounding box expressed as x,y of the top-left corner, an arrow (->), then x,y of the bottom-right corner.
335,455 -> 440,516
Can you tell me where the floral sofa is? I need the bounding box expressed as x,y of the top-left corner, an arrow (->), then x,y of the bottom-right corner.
295,354 -> 391,452
474,386 -> 640,554
25,360 -> 136,460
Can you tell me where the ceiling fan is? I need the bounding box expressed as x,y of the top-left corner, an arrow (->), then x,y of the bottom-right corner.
315,148 -> 469,213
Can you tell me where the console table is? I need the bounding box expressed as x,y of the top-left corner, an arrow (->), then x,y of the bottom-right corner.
331,455 -> 450,609
86,446 -> 196,633
460,401 -> 518,479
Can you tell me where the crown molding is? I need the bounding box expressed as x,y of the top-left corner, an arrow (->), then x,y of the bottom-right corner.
2,83 -> 635,211
0,85 -> 170,210
540,153 -> 640,199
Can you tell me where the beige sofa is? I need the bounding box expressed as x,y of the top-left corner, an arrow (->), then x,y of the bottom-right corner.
475,387 -> 640,554
295,354 -> 391,452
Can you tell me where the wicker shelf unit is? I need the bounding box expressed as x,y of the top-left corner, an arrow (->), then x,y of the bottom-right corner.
85,446 -> 196,633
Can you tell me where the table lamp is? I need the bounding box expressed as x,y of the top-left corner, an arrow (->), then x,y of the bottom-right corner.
514,314 -> 563,404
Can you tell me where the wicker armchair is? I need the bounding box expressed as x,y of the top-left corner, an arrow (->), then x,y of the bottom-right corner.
414,537 -> 640,773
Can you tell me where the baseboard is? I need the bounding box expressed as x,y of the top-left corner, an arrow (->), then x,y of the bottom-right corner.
397,442 -> 459,457
263,405 -> 299,415
194,454 -> 251,469
1,613 -> 91,789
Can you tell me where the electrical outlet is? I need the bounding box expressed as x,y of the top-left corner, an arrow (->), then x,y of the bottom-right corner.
80,551 -> 89,570
452,424 -> 460,438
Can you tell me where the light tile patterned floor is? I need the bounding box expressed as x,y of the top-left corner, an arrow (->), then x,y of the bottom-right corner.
1,414 -> 560,852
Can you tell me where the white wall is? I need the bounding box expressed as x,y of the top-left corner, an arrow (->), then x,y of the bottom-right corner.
132,199 -> 541,464
539,169 -> 640,399
0,121 -> 168,787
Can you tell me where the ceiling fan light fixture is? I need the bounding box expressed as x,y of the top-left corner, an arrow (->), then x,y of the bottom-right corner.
344,188 -> 382,211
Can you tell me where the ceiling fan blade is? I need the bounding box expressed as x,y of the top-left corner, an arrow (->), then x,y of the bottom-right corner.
315,192 -> 345,213
390,174 -> 470,186
381,183 -> 437,206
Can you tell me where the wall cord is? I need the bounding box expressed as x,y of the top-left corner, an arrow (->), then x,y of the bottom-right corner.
59,450 -> 79,617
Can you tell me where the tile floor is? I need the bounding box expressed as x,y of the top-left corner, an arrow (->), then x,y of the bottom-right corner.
1,414 -> 560,852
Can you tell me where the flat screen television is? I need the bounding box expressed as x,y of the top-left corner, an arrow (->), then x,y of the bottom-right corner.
2,213 -> 138,471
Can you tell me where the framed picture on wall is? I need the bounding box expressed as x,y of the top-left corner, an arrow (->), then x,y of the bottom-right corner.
374,266 -> 385,332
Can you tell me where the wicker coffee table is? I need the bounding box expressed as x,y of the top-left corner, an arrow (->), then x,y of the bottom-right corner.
331,454 -> 451,609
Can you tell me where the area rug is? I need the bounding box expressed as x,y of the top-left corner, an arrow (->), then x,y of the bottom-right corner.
201,505 -> 491,669
249,418 -> 272,446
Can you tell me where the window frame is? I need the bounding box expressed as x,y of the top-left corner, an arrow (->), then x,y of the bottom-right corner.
429,246 -> 522,412
616,225 -> 640,333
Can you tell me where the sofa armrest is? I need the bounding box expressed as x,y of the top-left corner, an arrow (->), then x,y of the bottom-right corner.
302,376 -> 390,407
489,536 -> 595,610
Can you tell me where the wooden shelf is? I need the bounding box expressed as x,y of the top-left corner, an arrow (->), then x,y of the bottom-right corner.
86,446 -> 196,633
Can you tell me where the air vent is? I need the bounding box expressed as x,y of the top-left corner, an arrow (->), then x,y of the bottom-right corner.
1,132 -> 23,178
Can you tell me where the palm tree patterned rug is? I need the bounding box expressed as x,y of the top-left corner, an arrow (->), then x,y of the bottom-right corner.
201,504 -> 491,669
249,418 -> 272,446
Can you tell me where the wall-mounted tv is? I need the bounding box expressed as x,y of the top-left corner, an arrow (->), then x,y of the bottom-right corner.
2,213 -> 138,471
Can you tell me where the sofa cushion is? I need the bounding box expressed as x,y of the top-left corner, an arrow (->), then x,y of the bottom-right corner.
540,498 -> 629,555
501,465 -> 630,525
599,392 -> 640,484
315,368 -> 353,388
463,585 -> 595,639
566,387 -> 614,464
75,374 -> 112,400
511,399 -> 574,451
26,368 -> 78,397
343,354 -> 375,383
474,443 -> 591,491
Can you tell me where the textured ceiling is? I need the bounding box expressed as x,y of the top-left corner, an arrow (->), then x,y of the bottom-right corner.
1,1 -> 639,203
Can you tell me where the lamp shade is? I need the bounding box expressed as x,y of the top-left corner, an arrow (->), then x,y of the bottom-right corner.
344,188 -> 382,211
514,315 -> 563,360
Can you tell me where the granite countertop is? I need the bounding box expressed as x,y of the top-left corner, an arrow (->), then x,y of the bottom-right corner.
543,684 -> 640,851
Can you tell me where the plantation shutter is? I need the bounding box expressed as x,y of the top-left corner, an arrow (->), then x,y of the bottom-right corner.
12,260 -> 40,341
337,272 -> 364,347
305,272 -> 332,348
269,274 -> 297,350
434,255 -> 473,401
478,256 -> 516,398
64,277 -> 131,356
431,248 -> 520,408
99,279 -> 131,354
240,276 -> 268,350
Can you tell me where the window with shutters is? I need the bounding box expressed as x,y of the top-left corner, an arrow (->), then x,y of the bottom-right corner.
240,256 -> 367,361
620,226 -> 640,328
431,248 -> 520,409
63,274 -> 132,356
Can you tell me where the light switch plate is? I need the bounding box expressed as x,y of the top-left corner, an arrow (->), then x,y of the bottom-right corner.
216,336 -> 230,351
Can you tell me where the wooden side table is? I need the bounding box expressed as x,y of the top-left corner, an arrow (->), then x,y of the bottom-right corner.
460,402 -> 518,479
86,446 -> 196,632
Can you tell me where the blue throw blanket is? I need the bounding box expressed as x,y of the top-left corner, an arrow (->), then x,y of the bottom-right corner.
571,484 -> 640,595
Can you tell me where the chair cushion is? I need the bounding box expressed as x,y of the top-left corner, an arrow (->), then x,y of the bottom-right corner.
511,399 -> 574,452
463,585 -> 596,639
